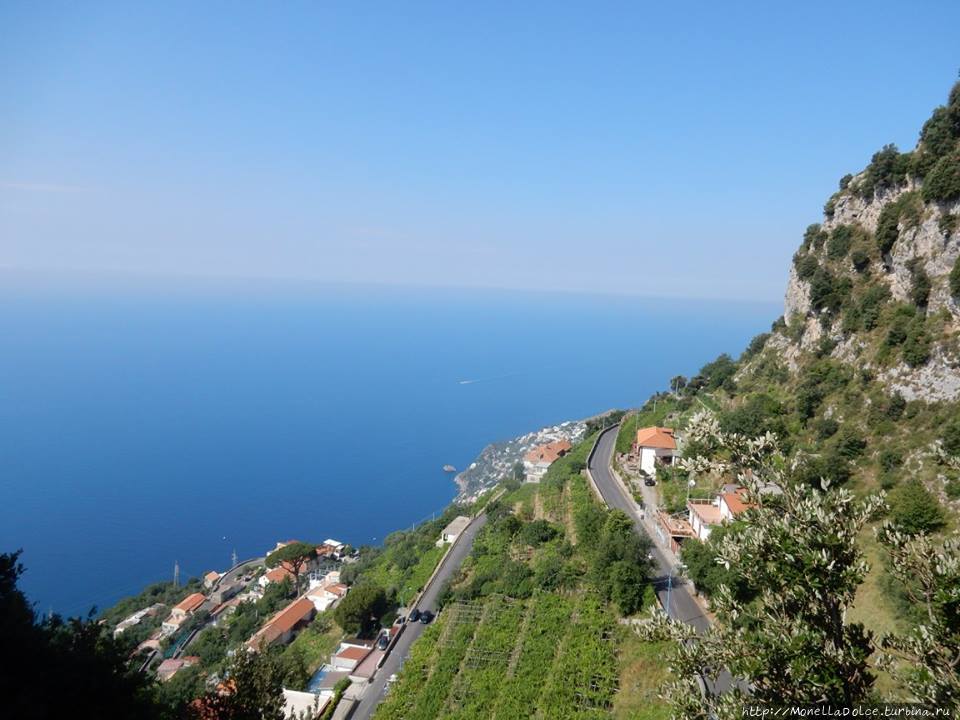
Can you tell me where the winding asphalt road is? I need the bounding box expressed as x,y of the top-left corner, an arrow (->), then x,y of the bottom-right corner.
350,513 -> 489,720
588,426 -> 710,632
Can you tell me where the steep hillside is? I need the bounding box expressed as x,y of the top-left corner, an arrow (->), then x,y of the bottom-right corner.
727,81 -> 960,511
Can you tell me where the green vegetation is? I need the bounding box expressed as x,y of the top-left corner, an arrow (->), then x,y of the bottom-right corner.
375,435 -> 664,720
1,551 -> 163,719
826,224 -> 854,259
265,541 -> 316,595
856,144 -> 912,200
333,583 -> 388,636
950,254 -> 960,300
889,479 -> 946,535
922,152 -> 960,202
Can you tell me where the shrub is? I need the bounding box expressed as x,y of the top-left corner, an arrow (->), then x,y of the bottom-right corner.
942,417 -> 960,456
809,268 -> 849,314
921,152 -> 960,202
918,104 -> 960,161
793,451 -> 851,488
889,479 -> 946,535
839,173 -> 853,190
908,259 -> 932,307
826,225 -> 853,259
813,417 -> 840,439
902,319 -> 932,368
875,202 -> 902,255
794,252 -> 819,281
850,248 -> 870,273
857,144 -> 912,199
886,392 -> 906,420
824,195 -> 837,219
940,212 -> 958,239
878,449 -> 903,472
834,427 -> 867,460
950,255 -> 960,300
720,394 -> 786,438
803,224 -> 826,249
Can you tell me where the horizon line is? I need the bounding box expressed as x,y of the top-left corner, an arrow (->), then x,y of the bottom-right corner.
0,265 -> 784,308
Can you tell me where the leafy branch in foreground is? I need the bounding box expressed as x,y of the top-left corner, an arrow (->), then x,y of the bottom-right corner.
875,525 -> 960,708
637,412 -> 886,719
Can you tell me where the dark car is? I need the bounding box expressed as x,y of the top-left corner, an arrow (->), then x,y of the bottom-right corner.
644,477 -> 656,486
377,632 -> 390,651
408,608 -> 421,623
419,610 -> 434,624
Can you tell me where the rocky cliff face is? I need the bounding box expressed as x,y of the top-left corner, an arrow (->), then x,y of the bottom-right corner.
777,83 -> 960,401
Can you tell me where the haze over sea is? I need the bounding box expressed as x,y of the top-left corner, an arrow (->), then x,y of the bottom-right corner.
0,280 -> 777,615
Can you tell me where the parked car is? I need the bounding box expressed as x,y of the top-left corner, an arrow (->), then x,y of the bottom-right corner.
419,610 -> 434,624
644,477 -> 656,486
377,632 -> 390,650
408,608 -> 421,623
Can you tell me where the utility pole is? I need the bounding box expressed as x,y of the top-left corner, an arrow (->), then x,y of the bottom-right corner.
173,560 -> 180,589
231,549 -> 238,569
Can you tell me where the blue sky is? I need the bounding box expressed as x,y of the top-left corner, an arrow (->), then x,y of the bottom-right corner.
2,1 -> 959,301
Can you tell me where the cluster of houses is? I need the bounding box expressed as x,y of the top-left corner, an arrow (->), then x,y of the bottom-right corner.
522,439 -> 573,482
247,568 -> 348,652
626,424 -> 759,554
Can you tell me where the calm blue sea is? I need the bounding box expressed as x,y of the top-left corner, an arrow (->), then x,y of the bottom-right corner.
0,282 -> 778,615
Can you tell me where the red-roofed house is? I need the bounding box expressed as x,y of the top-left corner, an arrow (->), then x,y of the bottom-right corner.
162,592 -> 206,635
203,571 -> 220,589
687,486 -> 754,541
522,440 -> 573,482
247,598 -> 316,651
306,582 -> 349,612
634,427 -> 677,476
330,645 -> 371,672
259,566 -> 293,588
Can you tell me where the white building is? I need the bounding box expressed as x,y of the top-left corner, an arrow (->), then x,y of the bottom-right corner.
436,516 -> 471,547
634,427 -> 677,476
687,487 -> 752,541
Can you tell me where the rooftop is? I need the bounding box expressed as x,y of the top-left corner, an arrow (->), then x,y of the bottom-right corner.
721,488 -> 753,515
635,426 -> 676,450
335,646 -> 370,661
441,516 -> 471,536
688,499 -> 723,525
523,439 -> 573,465
173,592 -> 206,614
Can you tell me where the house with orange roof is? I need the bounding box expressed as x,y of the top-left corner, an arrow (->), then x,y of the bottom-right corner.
306,582 -> 349,612
203,571 -> 220,589
161,592 -> 207,636
247,597 -> 316,651
634,426 -> 677,476
522,440 -> 573,482
259,566 -> 294,588
330,644 -> 371,672
687,486 -> 754,541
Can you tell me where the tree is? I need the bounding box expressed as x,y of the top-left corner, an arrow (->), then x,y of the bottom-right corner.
333,584 -> 387,636
0,552 -> 162,720
638,415 -> 885,718
875,526 -> 960,710
922,152 -> 960,202
265,542 -> 317,596
889,479 -> 946,535
607,560 -> 646,616
670,375 -> 688,394
188,649 -> 285,720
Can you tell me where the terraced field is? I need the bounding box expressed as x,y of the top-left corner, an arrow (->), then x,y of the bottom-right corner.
373,592 -> 619,720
